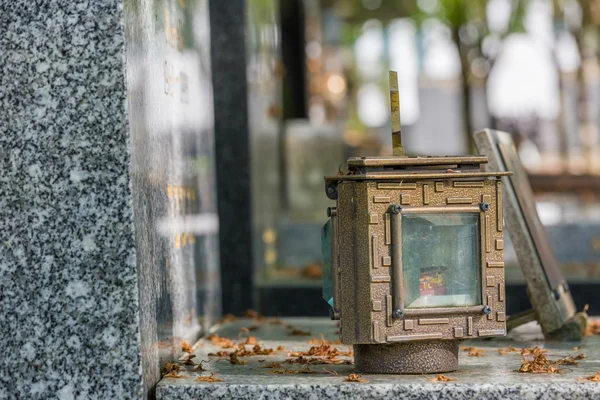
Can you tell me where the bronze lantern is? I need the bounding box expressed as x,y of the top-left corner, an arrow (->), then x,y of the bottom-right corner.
321,72 -> 511,374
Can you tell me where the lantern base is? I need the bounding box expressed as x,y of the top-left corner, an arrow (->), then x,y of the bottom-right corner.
354,340 -> 458,374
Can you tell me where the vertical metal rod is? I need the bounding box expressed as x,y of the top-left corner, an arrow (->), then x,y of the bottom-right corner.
390,207 -> 403,317
331,208 -> 341,318
389,71 -> 404,156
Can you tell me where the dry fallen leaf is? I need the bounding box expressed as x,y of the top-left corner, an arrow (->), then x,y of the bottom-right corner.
307,335 -> 342,345
163,371 -> 186,378
555,354 -> 585,366
161,362 -> 180,377
468,348 -> 484,357
345,374 -> 368,383
323,368 -> 339,376
207,350 -> 229,357
289,344 -> 352,358
195,372 -> 223,383
517,347 -> 569,374
181,354 -> 197,365
206,334 -> 235,349
191,360 -> 209,371
181,340 -> 193,353
287,355 -> 353,365
263,362 -> 283,369
429,374 -> 456,382
520,347 -> 548,356
276,345 -> 285,351
229,353 -> 248,365
245,309 -> 266,322
498,345 -> 520,355
578,372 -> 600,382
586,320 -> 600,336
269,366 -> 316,375
573,346 -> 581,351
288,328 -> 311,336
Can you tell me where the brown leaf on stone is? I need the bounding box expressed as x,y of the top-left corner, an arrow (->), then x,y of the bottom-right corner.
251,344 -> 274,356
468,348 -> 484,357
245,336 -> 258,345
229,353 -> 248,365
286,356 -> 352,365
586,320 -> 600,336
163,371 -> 186,378
556,354 -> 585,366
308,335 -> 342,345
497,345 -> 520,355
520,347 -> 549,357
181,340 -> 193,353
276,345 -> 285,351
235,327 -> 258,345
245,309 -> 266,322
289,344 -> 352,359
263,362 -> 283,369
288,328 -> 311,336
269,366 -> 316,375
345,374 -> 368,383
206,334 -> 235,349
517,347 -> 564,374
181,354 -> 197,365
195,372 -> 224,383
573,346 -> 581,350
161,362 -> 180,377
207,351 -> 229,357
323,368 -> 338,376
191,360 -> 209,371
578,372 -> 600,381
429,374 -> 456,382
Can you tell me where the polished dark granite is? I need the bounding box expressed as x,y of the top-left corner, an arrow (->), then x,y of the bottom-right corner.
209,0 -> 254,315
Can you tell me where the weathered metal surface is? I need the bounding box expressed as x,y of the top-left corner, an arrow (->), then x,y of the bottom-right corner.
354,340 -> 458,374
474,129 -> 580,338
389,71 -> 404,156
347,156 -> 488,168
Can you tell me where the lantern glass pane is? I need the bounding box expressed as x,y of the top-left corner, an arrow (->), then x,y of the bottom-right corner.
402,213 -> 481,308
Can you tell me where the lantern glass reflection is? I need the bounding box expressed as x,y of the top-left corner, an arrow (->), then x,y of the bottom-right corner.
402,213 -> 481,308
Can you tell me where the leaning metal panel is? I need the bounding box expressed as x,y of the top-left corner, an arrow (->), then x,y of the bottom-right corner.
474,129 -> 578,336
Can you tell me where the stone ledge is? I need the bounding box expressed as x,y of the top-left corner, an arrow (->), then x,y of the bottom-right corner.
157,318 -> 600,399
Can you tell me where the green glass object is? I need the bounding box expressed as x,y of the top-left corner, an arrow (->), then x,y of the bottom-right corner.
321,219 -> 334,307
402,213 -> 480,308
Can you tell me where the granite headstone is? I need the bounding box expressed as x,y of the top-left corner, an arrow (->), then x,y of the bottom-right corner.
0,0 -> 219,398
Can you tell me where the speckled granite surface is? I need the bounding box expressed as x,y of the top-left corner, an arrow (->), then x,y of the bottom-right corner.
157,318 -> 600,399
0,1 -> 142,398
0,0 -> 218,398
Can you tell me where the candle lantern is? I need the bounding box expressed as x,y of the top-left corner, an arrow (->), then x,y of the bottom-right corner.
321,72 -> 511,374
